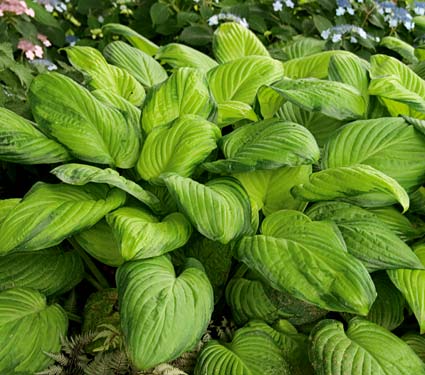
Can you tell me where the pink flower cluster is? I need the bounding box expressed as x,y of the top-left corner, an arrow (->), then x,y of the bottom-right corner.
0,0 -> 35,17
17,39 -> 43,60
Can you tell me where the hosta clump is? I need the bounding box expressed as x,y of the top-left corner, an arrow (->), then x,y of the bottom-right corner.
3,20 -> 425,374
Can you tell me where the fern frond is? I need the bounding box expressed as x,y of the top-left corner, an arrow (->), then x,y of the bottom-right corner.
84,351 -> 130,375
35,365 -> 65,375
43,352 -> 69,366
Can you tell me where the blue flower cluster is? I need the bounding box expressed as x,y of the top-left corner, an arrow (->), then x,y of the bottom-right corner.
377,1 -> 415,30
33,0 -> 69,13
321,24 -> 377,44
414,1 -> 425,16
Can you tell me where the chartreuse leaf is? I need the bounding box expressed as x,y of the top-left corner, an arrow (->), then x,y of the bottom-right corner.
29,73 -> 141,168
117,256 -> 213,370
0,199 -> 20,223
0,288 -> 68,373
388,244 -> 425,333
237,210 -> 376,314
216,101 -> 258,127
207,56 -> 284,105
245,320 -> 313,375
0,107 -> 70,164
73,219 -> 123,266
106,206 -> 192,261
369,54 -> 425,119
164,174 -> 252,244
0,246 -> 84,296
102,23 -> 159,56
137,115 -> 220,183
402,333 -> 425,361
282,50 -> 366,79
51,163 -> 163,214
233,165 -> 311,215
292,165 -> 410,212
309,318 -> 425,375
0,182 -> 126,254
155,43 -> 218,71
203,120 -> 320,174
141,68 -> 214,134
364,272 -> 405,331
103,41 -> 167,87
267,78 -> 366,120
322,117 -> 425,193
195,325 -> 290,375
380,36 -> 418,64
306,201 -> 423,271
64,46 -> 145,106
213,22 -> 270,63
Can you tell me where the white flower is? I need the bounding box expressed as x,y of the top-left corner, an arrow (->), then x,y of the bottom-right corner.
285,0 -> 294,8
404,20 -> 415,30
336,6 -> 345,16
415,7 -> 425,16
45,3 -> 53,12
389,18 -> 398,27
332,33 -> 342,43
208,15 -> 219,26
321,29 -> 330,40
375,36 -> 380,42
239,17 -> 249,28
193,0 -> 200,3
97,15 -> 104,23
347,7 -> 354,15
273,0 -> 283,11
350,36 -> 358,43
357,28 -> 367,39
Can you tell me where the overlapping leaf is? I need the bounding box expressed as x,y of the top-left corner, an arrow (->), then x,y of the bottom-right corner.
117,256 -> 213,370
141,68 -> 214,133
0,107 -> 70,164
292,164 -> 410,212
0,182 -> 126,254
164,174 -> 252,244
216,101 -> 258,127
0,246 -> 84,296
137,115 -> 220,183
236,210 -> 376,314
29,73 -> 141,168
203,119 -> 319,174
0,288 -> 68,373
309,318 -> 425,374
107,206 -> 192,260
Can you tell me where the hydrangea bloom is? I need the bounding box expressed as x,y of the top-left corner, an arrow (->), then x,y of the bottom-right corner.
37,33 -> 51,47
414,1 -> 425,16
0,0 -> 35,17
208,13 -> 249,28
377,1 -> 415,30
321,24 -> 376,44
17,39 -> 43,60
336,0 -> 355,16
34,0 -> 69,13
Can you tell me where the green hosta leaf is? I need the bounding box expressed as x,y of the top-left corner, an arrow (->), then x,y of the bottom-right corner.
74,219 -> 124,267
322,117 -> 425,193
233,165 -> 311,215
155,43 -> 218,71
309,318 -> 425,375
277,102 -> 343,147
274,37 -> 325,60
236,210 -> 376,314
141,68 -> 214,134
306,201 -> 423,272
29,73 -> 141,168
388,244 -> 425,333
195,325 -> 290,375
256,86 -> 286,119
207,56 -> 283,105
0,288 -> 68,373
402,333 -> 425,362
117,256 -> 213,370
64,46 -> 145,106
137,115 -> 220,183
163,174 -> 252,244
51,163 -> 163,214
0,199 -> 20,224
203,120 -> 319,174
213,22 -> 269,63
365,272 -> 405,331
369,54 -> 425,119
216,101 -> 258,127
0,182 -> 126,254
106,206 -> 192,260
0,107 -> 70,164
102,23 -> 159,56
245,320 -> 313,375
184,235 -> 232,302
0,246 -> 84,296
380,36 -> 418,64
282,50 -> 366,79
103,41 -> 167,88
292,165 -> 410,212
268,78 -> 366,120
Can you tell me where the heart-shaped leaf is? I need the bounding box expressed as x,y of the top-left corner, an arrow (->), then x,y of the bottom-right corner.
163,174 -> 252,244
236,210 -> 376,314
107,206 -> 192,260
0,182 -> 126,254
0,288 -> 68,373
216,101 -> 258,127
117,256 -> 213,370
309,318 -> 425,375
